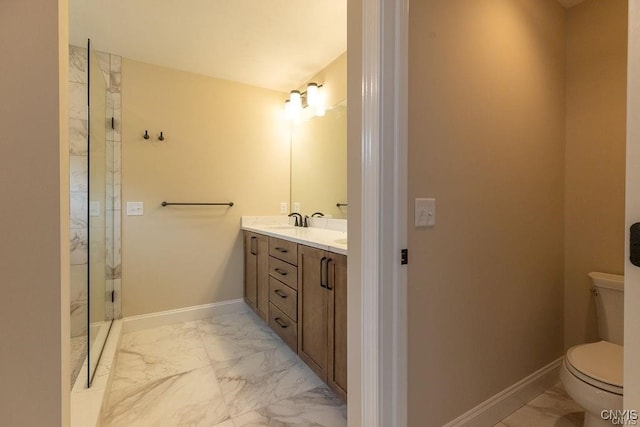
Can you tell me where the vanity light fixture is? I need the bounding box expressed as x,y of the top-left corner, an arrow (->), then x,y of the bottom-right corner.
284,83 -> 325,120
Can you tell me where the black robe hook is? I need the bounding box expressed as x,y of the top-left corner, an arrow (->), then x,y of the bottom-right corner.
143,130 -> 150,140
158,132 -> 165,141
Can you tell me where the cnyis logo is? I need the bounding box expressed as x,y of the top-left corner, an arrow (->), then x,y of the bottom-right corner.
601,410 -> 639,425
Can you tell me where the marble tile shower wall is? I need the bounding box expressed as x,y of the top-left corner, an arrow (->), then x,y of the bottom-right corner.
69,45 -> 122,338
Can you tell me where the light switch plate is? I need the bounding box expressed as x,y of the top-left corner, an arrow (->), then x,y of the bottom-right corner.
415,198 -> 435,227
126,201 -> 144,216
293,202 -> 301,213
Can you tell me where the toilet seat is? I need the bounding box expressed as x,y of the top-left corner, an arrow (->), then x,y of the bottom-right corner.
566,340 -> 623,396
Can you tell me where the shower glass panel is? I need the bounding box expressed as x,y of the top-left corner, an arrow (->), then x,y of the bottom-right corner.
87,40 -> 114,386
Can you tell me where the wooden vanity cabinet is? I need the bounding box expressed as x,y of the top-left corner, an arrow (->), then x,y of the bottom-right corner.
267,235 -> 299,352
244,230 -> 347,400
243,231 -> 269,321
297,245 -> 347,400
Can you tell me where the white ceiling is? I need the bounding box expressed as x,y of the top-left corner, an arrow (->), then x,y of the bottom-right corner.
69,0 -> 347,93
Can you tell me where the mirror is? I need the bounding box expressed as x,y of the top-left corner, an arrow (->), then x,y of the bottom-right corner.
290,101 -> 347,219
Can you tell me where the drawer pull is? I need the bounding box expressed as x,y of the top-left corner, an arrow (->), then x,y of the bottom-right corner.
274,317 -> 288,328
274,267 -> 288,276
274,289 -> 288,299
275,247 -> 289,253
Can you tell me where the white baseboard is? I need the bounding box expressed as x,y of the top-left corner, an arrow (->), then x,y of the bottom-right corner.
443,357 -> 563,427
122,299 -> 248,334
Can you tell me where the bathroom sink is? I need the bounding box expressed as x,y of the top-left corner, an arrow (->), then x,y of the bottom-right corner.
333,238 -> 348,245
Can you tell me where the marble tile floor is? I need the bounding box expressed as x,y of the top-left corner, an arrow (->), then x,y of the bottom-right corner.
70,335 -> 88,386
495,383 -> 584,427
102,309 -> 347,426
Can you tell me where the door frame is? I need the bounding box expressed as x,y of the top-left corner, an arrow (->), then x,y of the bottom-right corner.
349,0 -> 408,425
624,0 -> 640,412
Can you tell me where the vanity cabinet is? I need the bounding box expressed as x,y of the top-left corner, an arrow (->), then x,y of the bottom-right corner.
243,230 -> 347,400
243,231 -> 269,321
267,236 -> 299,352
297,245 -> 347,400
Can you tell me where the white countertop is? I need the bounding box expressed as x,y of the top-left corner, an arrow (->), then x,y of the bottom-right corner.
241,216 -> 348,256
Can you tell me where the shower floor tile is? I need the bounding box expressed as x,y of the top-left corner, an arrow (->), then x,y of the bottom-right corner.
102,310 -> 347,427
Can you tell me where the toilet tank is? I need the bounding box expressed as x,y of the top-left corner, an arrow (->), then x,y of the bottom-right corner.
589,272 -> 624,345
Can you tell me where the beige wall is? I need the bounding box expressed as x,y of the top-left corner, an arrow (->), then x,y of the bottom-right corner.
0,0 -> 70,425
121,59 -> 290,316
564,0 -> 627,349
302,52 -> 347,108
407,1 -> 566,424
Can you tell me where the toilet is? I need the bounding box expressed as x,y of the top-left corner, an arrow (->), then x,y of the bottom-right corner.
560,272 -> 624,427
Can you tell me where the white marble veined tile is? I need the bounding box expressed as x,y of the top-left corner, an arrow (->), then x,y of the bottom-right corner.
69,156 -> 88,192
69,82 -> 87,120
110,72 -> 121,93
111,92 -> 122,142
496,383 -> 584,427
113,279 -> 122,319
70,264 -> 88,302
197,311 -> 282,364
231,387 -> 347,427
70,191 -> 88,229
70,228 -> 88,265
71,300 -> 88,337
212,420 -> 235,427
69,45 -> 88,84
214,344 -> 324,417
110,54 -> 121,74
110,321 -> 210,391
95,51 -> 111,88
103,365 -> 230,427
69,118 -> 88,155
113,139 -> 121,183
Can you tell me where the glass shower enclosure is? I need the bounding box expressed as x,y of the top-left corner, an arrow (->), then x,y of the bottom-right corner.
86,39 -> 115,386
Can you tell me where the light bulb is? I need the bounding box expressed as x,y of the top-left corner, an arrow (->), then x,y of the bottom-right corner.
306,83 -> 318,107
315,85 -> 326,116
290,90 -> 302,111
284,99 -> 292,120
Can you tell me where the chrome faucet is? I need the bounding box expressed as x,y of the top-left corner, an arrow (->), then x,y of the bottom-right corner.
288,212 -> 303,227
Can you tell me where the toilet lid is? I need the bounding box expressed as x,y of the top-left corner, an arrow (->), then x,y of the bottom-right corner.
566,341 -> 623,393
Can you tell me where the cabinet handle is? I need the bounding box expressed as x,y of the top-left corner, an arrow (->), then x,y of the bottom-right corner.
274,268 -> 288,276
326,258 -> 333,290
320,256 -> 328,288
274,317 -> 288,328
275,247 -> 288,253
274,289 -> 288,299
250,236 -> 257,255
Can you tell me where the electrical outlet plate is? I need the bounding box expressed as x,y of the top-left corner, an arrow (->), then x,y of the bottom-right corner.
293,202 -> 301,213
280,202 -> 288,213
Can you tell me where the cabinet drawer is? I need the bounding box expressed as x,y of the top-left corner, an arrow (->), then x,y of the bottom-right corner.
269,237 -> 298,265
269,303 -> 297,352
269,256 -> 298,290
269,277 -> 297,321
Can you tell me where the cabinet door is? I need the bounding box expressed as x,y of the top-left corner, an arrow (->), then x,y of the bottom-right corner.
327,253 -> 347,400
297,245 -> 328,380
255,234 -> 269,321
243,232 -> 258,311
